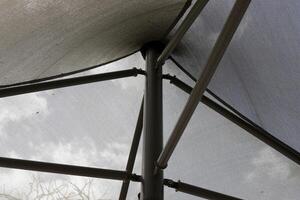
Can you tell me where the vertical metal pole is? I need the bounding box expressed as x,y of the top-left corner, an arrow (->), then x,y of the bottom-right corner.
141,42 -> 164,200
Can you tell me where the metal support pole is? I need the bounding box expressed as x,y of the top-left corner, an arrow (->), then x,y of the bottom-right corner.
156,0 -> 251,170
164,179 -> 243,200
0,68 -> 145,98
0,157 -> 141,181
119,99 -> 144,200
141,42 -> 164,200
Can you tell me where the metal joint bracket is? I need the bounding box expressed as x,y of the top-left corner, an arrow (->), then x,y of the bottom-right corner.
163,178 -> 178,189
130,174 -> 142,182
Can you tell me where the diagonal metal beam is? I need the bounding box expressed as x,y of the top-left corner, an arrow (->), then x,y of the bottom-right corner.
156,0 -> 251,170
0,157 -> 141,181
0,68 -> 145,99
168,58 -> 300,164
156,0 -> 209,67
119,99 -> 144,200
163,74 -> 300,165
164,179 -> 243,200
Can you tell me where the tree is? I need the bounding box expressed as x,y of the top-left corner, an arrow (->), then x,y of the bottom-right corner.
0,175 -> 108,200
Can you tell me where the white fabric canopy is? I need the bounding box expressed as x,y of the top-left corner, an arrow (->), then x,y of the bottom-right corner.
171,0 -> 300,152
0,0 -> 187,86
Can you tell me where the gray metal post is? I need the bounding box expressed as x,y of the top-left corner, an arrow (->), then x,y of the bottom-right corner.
141,42 -> 164,200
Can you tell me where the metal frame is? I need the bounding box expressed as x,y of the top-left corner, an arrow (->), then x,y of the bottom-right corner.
0,68 -> 145,98
168,56 -> 300,165
156,0 -> 251,170
0,157 -> 140,181
2,0 -> 297,199
0,68 -> 254,200
0,66 -> 247,200
141,42 -> 164,200
119,99 -> 144,200
163,74 -> 300,165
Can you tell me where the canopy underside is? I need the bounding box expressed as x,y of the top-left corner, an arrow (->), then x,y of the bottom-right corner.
171,0 -> 300,153
0,0 -> 187,86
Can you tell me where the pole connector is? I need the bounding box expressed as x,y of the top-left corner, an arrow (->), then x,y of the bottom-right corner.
163,178 -> 179,190
130,173 -> 142,182
153,161 -> 168,175
133,68 -> 146,76
140,41 -> 166,60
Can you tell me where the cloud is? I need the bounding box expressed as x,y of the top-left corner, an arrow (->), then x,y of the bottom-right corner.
27,138 -> 129,169
0,140 -> 129,199
0,93 -> 48,136
0,139 -> 129,199
245,147 -> 292,182
99,142 -> 129,168
0,75 -> 134,198
30,141 -> 97,166
0,170 -> 120,199
0,169 -> 33,194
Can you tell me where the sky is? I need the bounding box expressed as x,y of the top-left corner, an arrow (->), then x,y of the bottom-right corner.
0,53 -> 299,200
0,0 -> 299,199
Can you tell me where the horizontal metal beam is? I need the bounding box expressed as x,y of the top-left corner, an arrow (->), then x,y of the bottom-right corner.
0,68 -> 145,98
119,99 -> 144,200
157,0 -> 209,66
156,0 -> 251,170
0,157 -> 141,181
164,179 -> 243,200
163,75 -> 300,165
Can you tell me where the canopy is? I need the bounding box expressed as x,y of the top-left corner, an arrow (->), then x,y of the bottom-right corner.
0,0 -> 299,200
0,0 -> 187,86
171,0 -> 300,152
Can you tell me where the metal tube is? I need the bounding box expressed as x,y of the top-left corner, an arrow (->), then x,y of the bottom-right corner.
0,68 -> 145,98
0,157 -> 141,181
141,42 -> 164,200
163,75 -> 300,165
157,0 -> 209,66
119,99 -> 144,200
164,179 -> 243,200
157,0 -> 251,169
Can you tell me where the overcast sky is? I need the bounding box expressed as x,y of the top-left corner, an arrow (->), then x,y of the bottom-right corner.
0,53 -> 299,200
